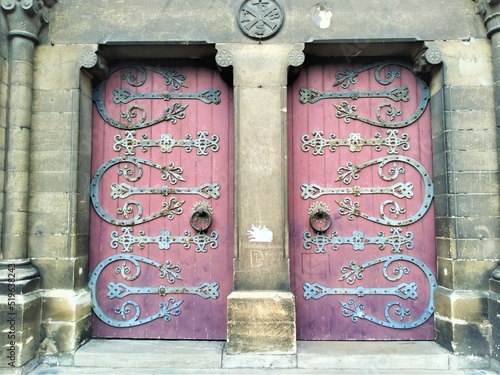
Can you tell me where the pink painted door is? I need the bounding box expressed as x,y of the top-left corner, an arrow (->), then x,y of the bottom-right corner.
288,60 -> 436,340
89,62 -> 233,339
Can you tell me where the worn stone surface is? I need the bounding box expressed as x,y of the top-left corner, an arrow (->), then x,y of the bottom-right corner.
1,0 -> 500,370
0,288 -> 41,367
74,340 -> 225,368
224,43 -> 301,291
226,291 -> 296,355
437,258 -> 498,291
49,0 -> 481,45
435,287 -> 492,356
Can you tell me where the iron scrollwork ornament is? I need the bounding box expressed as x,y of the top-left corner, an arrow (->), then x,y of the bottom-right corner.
237,0 -> 284,39
89,254 -> 219,328
299,61 -> 430,128
90,157 -> 220,226
301,130 -> 410,155
301,155 -> 434,226
93,64 -> 221,130
304,227 -> 414,254
110,227 -> 219,253
113,130 -> 220,156
303,254 -> 436,329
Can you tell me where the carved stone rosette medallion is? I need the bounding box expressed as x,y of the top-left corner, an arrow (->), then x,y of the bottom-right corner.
237,0 -> 284,39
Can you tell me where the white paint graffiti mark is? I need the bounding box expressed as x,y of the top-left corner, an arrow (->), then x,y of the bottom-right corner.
247,225 -> 273,243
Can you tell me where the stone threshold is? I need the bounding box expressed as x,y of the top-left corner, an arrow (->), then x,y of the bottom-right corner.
54,339 -> 493,373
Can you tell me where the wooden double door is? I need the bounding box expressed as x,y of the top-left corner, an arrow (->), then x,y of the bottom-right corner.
89,58 -> 436,342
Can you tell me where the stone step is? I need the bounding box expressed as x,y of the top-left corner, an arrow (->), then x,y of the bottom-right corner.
38,339 -> 492,374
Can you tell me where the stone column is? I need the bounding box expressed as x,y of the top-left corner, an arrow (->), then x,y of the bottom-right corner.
480,0 -> 500,369
215,43 -> 303,365
0,0 -> 51,370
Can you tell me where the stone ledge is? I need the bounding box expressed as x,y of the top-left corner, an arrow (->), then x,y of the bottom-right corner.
74,340 -> 224,368
222,351 -> 297,369
297,341 -> 450,370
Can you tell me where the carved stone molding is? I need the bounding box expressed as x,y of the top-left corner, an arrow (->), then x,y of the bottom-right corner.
81,51 -> 109,81
413,46 -> 443,75
1,0 -> 50,42
288,49 -> 305,67
215,50 -> 233,68
237,0 -> 284,40
479,0 -> 500,38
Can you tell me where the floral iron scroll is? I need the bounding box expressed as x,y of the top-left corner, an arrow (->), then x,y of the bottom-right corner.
93,64 -> 221,130
299,61 -> 430,128
301,156 -> 434,227
89,254 -> 219,328
90,157 -> 220,226
303,255 -> 437,329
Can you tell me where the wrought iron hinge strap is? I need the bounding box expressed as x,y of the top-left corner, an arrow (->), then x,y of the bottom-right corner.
301,130 -> 410,155
303,227 -> 414,254
300,156 -> 434,226
302,254 -> 437,329
299,61 -> 430,128
113,88 -> 221,105
299,86 -> 409,104
114,131 -> 220,156
89,254 -> 220,327
303,281 -> 418,300
111,227 -> 219,253
301,181 -> 413,200
107,281 -> 220,299
91,157 -> 220,226
110,182 -> 220,200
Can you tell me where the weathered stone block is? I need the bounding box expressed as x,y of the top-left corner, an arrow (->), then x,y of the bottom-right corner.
437,258 -> 497,291
435,312 -> 491,356
447,149 -> 498,172
41,313 -> 92,354
444,109 -> 495,132
448,194 -> 500,217
32,89 -> 79,114
445,129 -> 497,151
456,238 -> 500,260
444,86 -> 494,112
436,237 -> 457,259
434,287 -> 488,322
226,291 -> 296,355
218,43 -> 304,87
453,171 -> 499,194
436,216 -> 500,241
431,40 -> 493,87
41,288 -> 92,322
32,256 -> 88,290
0,288 -> 41,367
34,45 -> 98,91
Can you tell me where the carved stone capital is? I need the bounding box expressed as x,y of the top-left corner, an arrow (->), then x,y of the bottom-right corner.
479,0 -> 500,38
1,0 -> 50,42
81,51 -> 109,81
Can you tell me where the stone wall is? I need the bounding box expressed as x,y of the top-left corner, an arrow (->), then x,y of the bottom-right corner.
1,0 -> 499,371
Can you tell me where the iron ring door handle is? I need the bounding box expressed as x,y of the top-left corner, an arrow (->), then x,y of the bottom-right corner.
308,202 -> 332,234
190,202 -> 213,233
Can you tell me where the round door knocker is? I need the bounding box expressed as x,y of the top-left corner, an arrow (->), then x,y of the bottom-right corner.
308,202 -> 332,233
237,0 -> 284,40
190,202 -> 213,233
